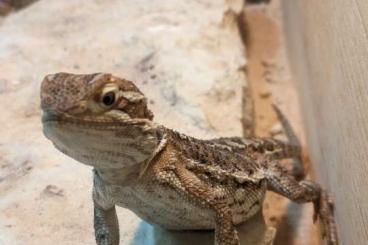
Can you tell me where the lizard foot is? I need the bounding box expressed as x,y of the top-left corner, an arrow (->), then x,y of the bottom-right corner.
313,190 -> 339,245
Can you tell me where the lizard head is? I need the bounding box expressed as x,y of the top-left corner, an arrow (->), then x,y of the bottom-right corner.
40,73 -> 159,169
41,72 -> 153,121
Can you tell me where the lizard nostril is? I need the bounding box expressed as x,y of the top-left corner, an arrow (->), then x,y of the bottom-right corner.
41,96 -> 52,106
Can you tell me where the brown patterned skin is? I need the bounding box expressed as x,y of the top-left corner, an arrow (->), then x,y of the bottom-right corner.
40,73 -> 338,245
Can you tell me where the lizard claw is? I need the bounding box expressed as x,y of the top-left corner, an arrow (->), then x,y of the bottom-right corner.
313,190 -> 339,245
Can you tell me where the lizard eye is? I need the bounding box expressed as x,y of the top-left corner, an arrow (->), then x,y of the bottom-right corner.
101,91 -> 116,107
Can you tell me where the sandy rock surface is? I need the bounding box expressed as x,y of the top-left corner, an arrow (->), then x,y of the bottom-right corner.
0,0 -> 253,244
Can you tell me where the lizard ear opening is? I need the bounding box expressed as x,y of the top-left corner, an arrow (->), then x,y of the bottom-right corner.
120,98 -> 154,120
144,106 -> 154,120
136,97 -> 154,120
113,77 -> 154,120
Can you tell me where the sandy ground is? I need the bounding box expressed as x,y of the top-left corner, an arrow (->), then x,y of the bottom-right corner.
0,0 -> 321,244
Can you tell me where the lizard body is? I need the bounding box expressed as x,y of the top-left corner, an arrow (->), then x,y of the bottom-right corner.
40,73 -> 338,245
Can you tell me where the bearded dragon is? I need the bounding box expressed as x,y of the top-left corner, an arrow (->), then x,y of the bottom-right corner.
40,72 -> 338,245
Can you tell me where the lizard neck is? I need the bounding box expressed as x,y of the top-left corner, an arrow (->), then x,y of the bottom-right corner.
94,123 -> 168,185
45,118 -> 165,183
94,165 -> 142,186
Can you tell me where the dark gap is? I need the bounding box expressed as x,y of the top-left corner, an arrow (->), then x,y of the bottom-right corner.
0,0 -> 39,16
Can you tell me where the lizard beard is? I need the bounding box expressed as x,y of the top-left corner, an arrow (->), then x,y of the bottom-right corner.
43,119 -> 160,170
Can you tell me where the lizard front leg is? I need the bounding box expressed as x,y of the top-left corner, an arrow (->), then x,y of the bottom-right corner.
93,170 -> 120,245
156,165 -> 239,245
94,202 -> 120,245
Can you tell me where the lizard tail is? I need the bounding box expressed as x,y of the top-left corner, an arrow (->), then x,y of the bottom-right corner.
272,104 -> 304,179
272,104 -> 301,151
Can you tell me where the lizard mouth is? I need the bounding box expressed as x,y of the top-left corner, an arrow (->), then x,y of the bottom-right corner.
42,112 -> 61,123
41,110 -> 150,129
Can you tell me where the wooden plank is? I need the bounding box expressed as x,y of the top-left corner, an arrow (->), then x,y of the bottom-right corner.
281,1 -> 368,244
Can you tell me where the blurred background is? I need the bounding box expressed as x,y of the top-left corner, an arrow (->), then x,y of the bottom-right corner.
0,0 -> 367,244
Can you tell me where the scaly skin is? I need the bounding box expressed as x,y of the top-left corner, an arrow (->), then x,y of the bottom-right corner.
40,72 -> 338,245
